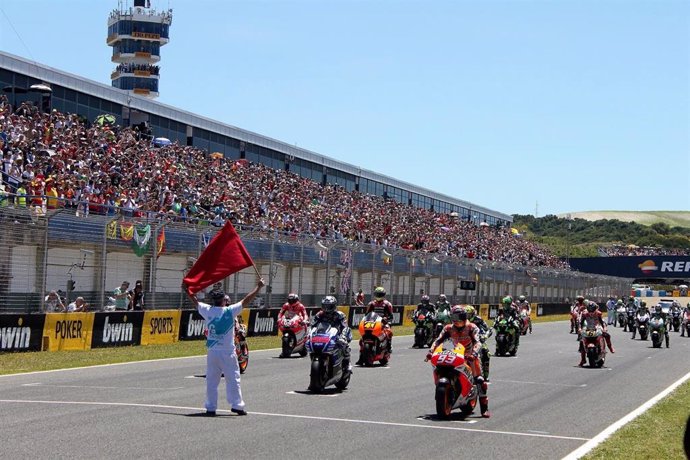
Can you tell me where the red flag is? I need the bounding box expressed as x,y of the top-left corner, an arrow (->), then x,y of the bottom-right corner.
183,222 -> 254,294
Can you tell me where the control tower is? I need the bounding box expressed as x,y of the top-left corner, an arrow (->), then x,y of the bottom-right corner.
107,0 -> 172,99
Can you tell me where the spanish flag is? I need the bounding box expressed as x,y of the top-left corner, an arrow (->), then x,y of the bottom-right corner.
120,222 -> 134,241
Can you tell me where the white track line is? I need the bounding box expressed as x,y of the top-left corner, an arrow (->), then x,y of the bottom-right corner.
490,379 -> 587,388
562,369 -> 690,459
21,383 -> 184,391
0,398 -> 589,441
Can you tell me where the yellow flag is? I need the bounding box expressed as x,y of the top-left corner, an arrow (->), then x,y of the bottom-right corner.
106,220 -> 118,239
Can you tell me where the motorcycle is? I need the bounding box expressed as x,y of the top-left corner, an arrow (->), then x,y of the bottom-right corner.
625,309 -> 636,332
494,318 -> 518,357
235,319 -> 249,374
305,322 -> 351,392
519,311 -> 530,335
670,309 -> 681,333
616,307 -> 626,328
427,339 -> 481,419
649,317 -> 666,348
358,312 -> 391,366
435,309 -> 451,337
278,315 -> 309,358
581,325 -> 606,368
413,310 -> 436,348
636,316 -> 649,341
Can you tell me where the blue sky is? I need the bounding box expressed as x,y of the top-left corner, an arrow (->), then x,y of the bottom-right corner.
1,0 -> 688,217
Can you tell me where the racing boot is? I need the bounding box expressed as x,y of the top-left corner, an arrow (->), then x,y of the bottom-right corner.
665,335 -> 670,348
355,340 -> 364,366
475,376 -> 490,418
578,351 -> 586,367
631,327 -> 636,340
604,333 -> 615,353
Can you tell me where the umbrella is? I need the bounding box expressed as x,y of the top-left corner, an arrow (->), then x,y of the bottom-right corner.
479,222 -> 490,227
210,152 -> 224,160
38,149 -> 56,157
29,83 -> 52,93
95,114 -> 116,126
679,285 -> 688,289
153,137 -> 171,146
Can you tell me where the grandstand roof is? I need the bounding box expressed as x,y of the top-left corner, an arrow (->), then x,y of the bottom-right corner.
0,51 -> 511,223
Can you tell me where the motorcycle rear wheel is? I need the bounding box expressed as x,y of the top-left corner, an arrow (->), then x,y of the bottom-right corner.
335,370 -> 351,391
435,383 -> 452,419
299,348 -> 308,357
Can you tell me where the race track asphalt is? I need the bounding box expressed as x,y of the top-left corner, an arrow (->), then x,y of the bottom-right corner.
1,320 -> 688,460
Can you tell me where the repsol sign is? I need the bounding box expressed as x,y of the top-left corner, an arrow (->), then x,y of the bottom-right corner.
179,311 -> 206,341
141,311 -> 181,345
91,312 -> 143,348
569,256 -> 690,279
0,314 -> 45,352
247,309 -> 279,336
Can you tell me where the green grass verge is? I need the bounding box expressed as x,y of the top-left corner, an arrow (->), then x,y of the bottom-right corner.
0,325 -> 414,376
583,379 -> 690,460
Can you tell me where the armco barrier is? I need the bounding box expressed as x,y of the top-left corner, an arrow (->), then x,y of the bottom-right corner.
0,314 -> 46,352
91,311 -> 143,348
141,310 -> 181,345
42,312 -> 95,351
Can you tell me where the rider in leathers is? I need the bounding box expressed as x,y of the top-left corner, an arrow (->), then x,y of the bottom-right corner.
681,303 -> 690,337
651,304 -> 670,348
415,295 -> 436,316
494,296 -> 520,348
631,302 -> 649,340
571,295 -> 587,334
578,302 -> 615,366
465,305 -> 492,381
623,299 -> 637,333
427,306 -> 490,418
435,294 -> 451,314
356,286 -> 393,364
311,295 -> 352,371
278,293 -> 308,324
516,295 -> 532,334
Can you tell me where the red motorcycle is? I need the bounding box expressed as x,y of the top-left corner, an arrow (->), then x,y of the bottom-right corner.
235,319 -> 249,374
358,312 -> 391,366
278,315 -> 308,358
580,325 -> 606,368
519,311 -> 530,335
427,340 -> 479,419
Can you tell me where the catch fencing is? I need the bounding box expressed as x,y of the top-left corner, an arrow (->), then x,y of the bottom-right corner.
0,206 -> 632,313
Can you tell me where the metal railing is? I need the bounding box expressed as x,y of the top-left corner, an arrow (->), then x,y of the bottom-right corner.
0,204 -> 632,313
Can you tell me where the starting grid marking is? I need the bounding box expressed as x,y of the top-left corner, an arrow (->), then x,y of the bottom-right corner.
0,398 -> 590,442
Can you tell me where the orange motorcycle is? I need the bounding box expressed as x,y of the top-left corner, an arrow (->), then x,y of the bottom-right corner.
427,340 -> 480,419
358,312 -> 391,366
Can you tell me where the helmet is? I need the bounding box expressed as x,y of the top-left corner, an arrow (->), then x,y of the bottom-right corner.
617,299 -> 623,305
640,301 -> 646,308
518,295 -> 526,302
576,295 -> 585,302
438,294 -> 447,302
209,288 -> 226,306
321,296 -> 337,313
374,287 -> 386,299
502,296 -> 513,305
450,305 -> 468,323
465,305 -> 476,320
421,295 -> 430,304
586,302 -> 597,313
287,293 -> 299,304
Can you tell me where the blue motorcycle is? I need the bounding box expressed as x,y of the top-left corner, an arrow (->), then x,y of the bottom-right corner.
306,322 -> 351,393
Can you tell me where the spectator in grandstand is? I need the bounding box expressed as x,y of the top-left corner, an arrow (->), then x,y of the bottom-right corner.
113,281 -> 131,310
67,296 -> 88,312
44,290 -> 65,313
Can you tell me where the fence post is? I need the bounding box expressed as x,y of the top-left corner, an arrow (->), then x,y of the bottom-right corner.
40,215 -> 49,313
100,218 -> 108,309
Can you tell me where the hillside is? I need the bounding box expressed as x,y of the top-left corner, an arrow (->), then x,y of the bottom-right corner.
512,213 -> 690,258
556,211 -> 690,229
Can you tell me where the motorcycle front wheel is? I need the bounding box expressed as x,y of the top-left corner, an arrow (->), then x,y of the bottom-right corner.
435,383 -> 452,419
309,359 -> 327,393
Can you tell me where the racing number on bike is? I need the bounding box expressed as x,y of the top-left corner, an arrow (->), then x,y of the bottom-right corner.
438,351 -> 457,364
364,321 -> 376,329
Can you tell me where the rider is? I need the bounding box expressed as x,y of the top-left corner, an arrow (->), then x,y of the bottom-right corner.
631,301 -> 650,340
415,295 -> 436,316
624,298 -> 637,332
465,305 -> 492,381
427,306 -> 490,418
435,294 -> 451,314
355,289 -> 365,306
311,295 -> 353,371
356,286 -> 394,364
681,302 -> 690,337
278,293 -> 308,324
578,301 -> 615,366
651,304 -> 670,348
494,296 -> 521,348
571,295 -> 587,333
515,295 -> 532,334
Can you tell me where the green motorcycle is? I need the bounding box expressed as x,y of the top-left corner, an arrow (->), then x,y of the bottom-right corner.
494,318 -> 519,357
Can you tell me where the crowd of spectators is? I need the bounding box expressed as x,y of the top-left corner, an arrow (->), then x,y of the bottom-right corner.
115,63 -> 160,75
1,99 -> 569,268
598,245 -> 690,257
